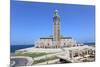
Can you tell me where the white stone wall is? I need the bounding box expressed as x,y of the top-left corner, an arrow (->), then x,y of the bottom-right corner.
35,39 -> 53,48
60,39 -> 76,47
35,38 -> 76,48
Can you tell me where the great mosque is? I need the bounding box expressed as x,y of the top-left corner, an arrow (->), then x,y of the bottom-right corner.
35,10 -> 77,48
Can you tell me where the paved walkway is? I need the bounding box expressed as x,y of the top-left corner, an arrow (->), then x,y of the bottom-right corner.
34,59 -> 59,65
33,53 -> 58,60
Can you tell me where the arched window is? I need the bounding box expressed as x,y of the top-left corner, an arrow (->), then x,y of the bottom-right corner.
48,43 -> 49,46
64,43 -> 66,45
55,45 -> 57,48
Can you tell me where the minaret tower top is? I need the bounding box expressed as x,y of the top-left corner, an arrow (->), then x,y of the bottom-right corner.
54,10 -> 59,15
53,10 -> 60,18
53,10 -> 60,24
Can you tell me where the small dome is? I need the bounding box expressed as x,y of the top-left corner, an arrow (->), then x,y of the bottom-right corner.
54,10 -> 59,13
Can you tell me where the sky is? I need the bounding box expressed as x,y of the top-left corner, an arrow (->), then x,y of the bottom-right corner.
11,1 -> 95,45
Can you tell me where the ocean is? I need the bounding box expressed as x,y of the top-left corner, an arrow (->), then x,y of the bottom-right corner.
10,45 -> 34,53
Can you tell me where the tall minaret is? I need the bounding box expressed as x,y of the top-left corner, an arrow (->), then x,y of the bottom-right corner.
53,10 -> 60,48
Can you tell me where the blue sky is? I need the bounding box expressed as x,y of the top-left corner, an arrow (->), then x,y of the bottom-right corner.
11,1 -> 95,45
